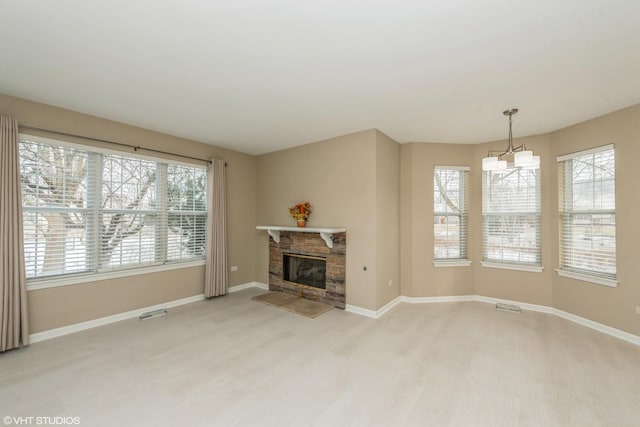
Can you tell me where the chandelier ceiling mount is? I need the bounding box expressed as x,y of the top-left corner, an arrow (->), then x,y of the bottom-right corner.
482,108 -> 540,171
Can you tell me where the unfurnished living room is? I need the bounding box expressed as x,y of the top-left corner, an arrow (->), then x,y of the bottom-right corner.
1,1 -> 640,426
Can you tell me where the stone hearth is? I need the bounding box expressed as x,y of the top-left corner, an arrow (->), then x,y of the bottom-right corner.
268,231 -> 346,309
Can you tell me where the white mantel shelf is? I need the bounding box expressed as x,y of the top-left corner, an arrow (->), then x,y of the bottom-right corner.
256,226 -> 346,249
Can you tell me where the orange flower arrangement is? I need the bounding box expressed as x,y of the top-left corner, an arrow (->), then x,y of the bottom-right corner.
289,201 -> 313,221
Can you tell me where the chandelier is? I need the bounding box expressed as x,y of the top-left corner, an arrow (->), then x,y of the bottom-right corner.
482,108 -> 540,171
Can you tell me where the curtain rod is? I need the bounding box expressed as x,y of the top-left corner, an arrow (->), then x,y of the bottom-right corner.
19,125 -> 225,166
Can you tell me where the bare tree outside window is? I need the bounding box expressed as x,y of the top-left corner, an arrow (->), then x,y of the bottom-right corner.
482,167 -> 541,265
434,167 -> 468,260
100,154 -> 157,268
20,141 -> 89,275
19,138 -> 208,280
167,165 -> 207,260
559,147 -> 615,277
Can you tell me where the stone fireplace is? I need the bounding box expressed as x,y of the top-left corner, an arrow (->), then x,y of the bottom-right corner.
283,253 -> 326,289
258,227 -> 346,309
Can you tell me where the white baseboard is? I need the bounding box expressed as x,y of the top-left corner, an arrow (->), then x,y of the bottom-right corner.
377,296 -> 404,317
552,307 -> 640,346
402,295 -> 476,304
474,295 -> 553,314
346,295 -> 476,319
30,281 -> 269,344
30,294 -> 206,343
229,281 -> 268,293
29,282 -> 640,348
344,304 -> 378,319
345,293 -> 640,347
347,296 -> 404,319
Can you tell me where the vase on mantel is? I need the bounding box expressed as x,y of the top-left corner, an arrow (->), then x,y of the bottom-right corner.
296,219 -> 306,228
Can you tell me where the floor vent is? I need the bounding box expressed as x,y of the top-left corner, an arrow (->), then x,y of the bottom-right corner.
496,302 -> 521,313
139,309 -> 168,320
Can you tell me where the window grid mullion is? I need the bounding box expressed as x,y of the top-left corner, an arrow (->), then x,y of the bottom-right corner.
156,163 -> 168,264
434,167 -> 468,261
19,136 -> 208,282
558,147 -> 616,280
90,152 -> 101,274
482,168 -> 541,266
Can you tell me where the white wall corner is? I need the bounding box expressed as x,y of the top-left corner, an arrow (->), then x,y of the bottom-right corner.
229,281 -> 268,293
345,304 -> 378,319
253,282 -> 269,290
376,296 -> 404,317
346,296 -> 403,319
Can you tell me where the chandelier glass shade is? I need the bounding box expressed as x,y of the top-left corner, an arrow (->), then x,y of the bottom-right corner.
482,109 -> 540,171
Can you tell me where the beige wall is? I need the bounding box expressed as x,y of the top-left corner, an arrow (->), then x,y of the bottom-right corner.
400,143 -> 475,297
255,130 -> 378,309
471,134 -> 554,307
399,144 -> 414,297
0,93 -> 257,333
255,129 -> 401,311
3,91 -> 639,337
550,104 -> 640,336
403,106 -> 640,336
374,131 -> 401,308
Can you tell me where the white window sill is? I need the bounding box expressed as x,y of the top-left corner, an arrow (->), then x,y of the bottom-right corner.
26,260 -> 206,291
556,269 -> 618,288
433,260 -> 472,267
481,261 -> 544,273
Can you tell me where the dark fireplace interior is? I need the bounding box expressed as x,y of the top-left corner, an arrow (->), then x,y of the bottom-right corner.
283,253 -> 327,289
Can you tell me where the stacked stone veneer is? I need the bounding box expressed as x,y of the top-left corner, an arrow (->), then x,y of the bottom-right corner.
269,231 -> 346,309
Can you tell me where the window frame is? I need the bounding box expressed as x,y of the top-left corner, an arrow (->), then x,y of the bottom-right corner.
556,144 -> 617,287
19,134 -> 208,290
481,166 -> 543,272
433,165 -> 471,267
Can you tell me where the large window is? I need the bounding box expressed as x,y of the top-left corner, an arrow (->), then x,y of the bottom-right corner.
19,135 -> 207,281
557,145 -> 616,286
434,166 -> 469,265
482,167 -> 541,270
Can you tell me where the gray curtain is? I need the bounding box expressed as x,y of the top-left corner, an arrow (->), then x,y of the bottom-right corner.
204,159 -> 228,297
0,117 -> 29,352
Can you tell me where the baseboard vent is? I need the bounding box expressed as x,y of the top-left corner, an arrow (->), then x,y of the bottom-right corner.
496,302 -> 521,313
139,309 -> 168,320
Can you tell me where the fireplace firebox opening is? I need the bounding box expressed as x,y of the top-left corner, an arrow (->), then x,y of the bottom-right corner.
283,253 -> 327,289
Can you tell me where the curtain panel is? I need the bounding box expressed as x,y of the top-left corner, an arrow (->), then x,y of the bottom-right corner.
204,159 -> 228,297
0,116 -> 29,352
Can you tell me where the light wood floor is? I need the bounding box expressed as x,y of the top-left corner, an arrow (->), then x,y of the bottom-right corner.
1,288 -> 639,427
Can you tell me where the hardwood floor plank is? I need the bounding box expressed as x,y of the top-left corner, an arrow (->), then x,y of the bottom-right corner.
1,288 -> 638,426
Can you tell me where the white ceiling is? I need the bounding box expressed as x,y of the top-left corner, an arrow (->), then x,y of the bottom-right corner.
1,1 -> 640,155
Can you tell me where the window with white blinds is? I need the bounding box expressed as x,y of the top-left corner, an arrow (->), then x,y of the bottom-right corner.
434,166 -> 469,262
557,145 -> 616,284
19,136 -> 208,281
20,141 -> 94,277
167,164 -> 207,261
482,167 -> 541,268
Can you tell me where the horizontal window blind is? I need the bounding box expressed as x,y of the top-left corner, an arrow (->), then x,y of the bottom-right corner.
20,140 -> 94,277
19,136 -> 208,281
167,164 -> 207,261
482,167 -> 541,266
434,166 -> 469,260
558,146 -> 616,279
100,154 -> 159,270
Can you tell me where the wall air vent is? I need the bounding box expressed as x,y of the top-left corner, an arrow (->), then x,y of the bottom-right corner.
139,309 -> 168,320
496,303 -> 521,313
